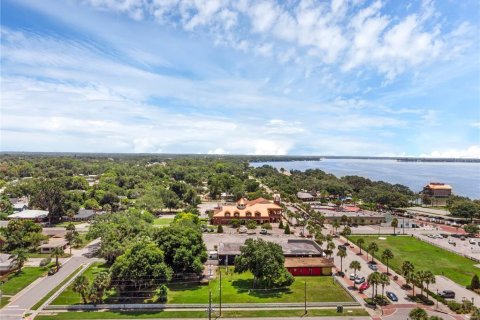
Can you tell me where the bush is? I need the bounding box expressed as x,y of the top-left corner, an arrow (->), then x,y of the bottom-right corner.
284,224 -> 291,235
40,257 -> 52,267
261,222 -> 272,230
279,220 -> 284,229
471,274 -> 480,291
217,224 -> 223,233
155,284 -> 168,303
231,219 -> 241,228
246,220 -> 257,230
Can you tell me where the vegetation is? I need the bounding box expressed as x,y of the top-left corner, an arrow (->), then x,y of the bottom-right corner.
0,266 -> 49,296
349,235 -> 479,286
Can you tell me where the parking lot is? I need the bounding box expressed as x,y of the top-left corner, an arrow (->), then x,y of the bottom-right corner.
417,233 -> 480,260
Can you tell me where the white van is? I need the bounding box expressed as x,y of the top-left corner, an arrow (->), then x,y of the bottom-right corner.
469,238 -> 476,245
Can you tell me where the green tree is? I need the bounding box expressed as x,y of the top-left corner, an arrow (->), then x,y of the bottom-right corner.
30,179 -> 67,224
379,273 -> 390,304
332,220 -> 340,235
284,224 -> 291,234
91,271 -> 111,303
356,238 -> 365,255
381,249 -> 394,275
391,218 -> 398,235
326,241 -> 335,258
279,219 -> 284,229
51,246 -> 64,268
217,224 -> 224,233
423,270 -> 436,300
84,198 -> 101,210
367,242 -> 379,263
246,220 -> 257,229
471,274 -> 480,290
341,226 -> 352,244
450,200 -> 479,222
72,275 -> 90,304
402,261 -> 415,289
234,238 -> 294,288
337,247 -> 347,274
349,260 -> 361,289
110,240 -> 172,293
367,272 -> 381,302
409,307 -> 428,320
464,223 -> 479,236
9,248 -> 28,271
155,284 -> 168,303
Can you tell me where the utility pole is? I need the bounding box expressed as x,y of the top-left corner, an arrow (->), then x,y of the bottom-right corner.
304,280 -> 307,314
208,289 -> 212,320
219,268 -> 222,316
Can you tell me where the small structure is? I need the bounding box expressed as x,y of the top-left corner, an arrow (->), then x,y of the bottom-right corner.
65,209 -> 103,222
0,253 -> 15,274
7,210 -> 48,222
297,191 -> 316,202
320,210 -> 385,225
9,197 -> 29,212
285,257 -> 334,276
212,197 -> 282,225
39,237 -> 68,253
423,182 -> 452,197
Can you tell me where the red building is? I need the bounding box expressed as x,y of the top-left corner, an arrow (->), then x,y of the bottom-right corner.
284,257 -> 335,276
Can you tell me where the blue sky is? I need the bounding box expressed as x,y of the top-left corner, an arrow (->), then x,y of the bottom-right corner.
1,0 -> 479,157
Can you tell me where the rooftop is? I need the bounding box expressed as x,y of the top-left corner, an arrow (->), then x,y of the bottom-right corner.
218,239 -> 323,257
39,237 -> 68,248
8,210 -> 49,219
425,183 -> 453,190
284,257 -> 335,268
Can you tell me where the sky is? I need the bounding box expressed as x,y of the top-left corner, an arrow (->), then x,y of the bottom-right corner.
1,0 -> 479,157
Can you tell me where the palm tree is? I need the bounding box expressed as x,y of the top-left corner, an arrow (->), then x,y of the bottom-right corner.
9,248 -> 29,271
409,272 -> 420,297
379,273 -> 390,305
417,270 -> 427,297
340,215 -> 348,226
349,260 -> 361,289
73,275 -> 90,304
402,261 -> 415,287
51,247 -> 64,268
342,226 -> 352,244
326,241 -> 335,257
356,238 -> 365,255
391,218 -> 398,235
332,220 -> 340,235
367,242 -> 379,263
408,307 -> 428,320
381,249 -> 394,275
423,271 -> 436,300
367,272 -> 381,302
337,248 -> 347,274
315,233 -> 325,249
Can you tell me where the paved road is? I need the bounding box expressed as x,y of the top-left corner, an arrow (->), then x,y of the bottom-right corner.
0,239 -> 100,320
430,276 -> 478,305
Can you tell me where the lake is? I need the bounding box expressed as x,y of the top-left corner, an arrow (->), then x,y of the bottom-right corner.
251,159 -> 480,199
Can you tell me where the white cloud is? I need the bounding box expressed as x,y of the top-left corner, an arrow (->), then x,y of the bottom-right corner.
253,139 -> 291,155
208,148 -> 228,154
420,146 -> 480,159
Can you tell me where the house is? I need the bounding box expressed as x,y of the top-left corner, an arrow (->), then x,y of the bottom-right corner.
297,191 -> 316,202
9,197 -> 29,212
7,210 -> 48,222
0,253 -> 15,274
64,209 -> 103,222
39,237 -> 68,253
423,183 -> 452,198
320,210 -> 386,225
285,257 -> 334,276
212,197 -> 282,225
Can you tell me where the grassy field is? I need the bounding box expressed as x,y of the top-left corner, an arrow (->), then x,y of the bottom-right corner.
168,268 -> 353,304
0,266 -> 49,296
349,235 -> 479,286
36,308 -> 369,319
52,263 -> 111,305
53,264 -> 352,305
153,217 -> 174,226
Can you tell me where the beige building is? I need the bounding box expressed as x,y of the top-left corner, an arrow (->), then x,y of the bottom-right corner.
212,197 -> 282,225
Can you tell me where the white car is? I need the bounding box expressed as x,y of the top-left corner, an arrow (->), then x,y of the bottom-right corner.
469,239 -> 476,245
238,226 -> 248,234
448,239 -> 455,244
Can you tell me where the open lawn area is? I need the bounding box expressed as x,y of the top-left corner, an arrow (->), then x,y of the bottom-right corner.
349,235 -> 479,286
0,266 -> 49,296
168,268 -> 353,304
53,265 -> 352,305
153,217 -> 174,226
36,308 -> 369,319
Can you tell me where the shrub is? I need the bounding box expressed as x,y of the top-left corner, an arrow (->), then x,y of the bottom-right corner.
231,219 -> 241,228
261,222 -> 272,230
246,220 -> 257,229
284,224 -> 291,235
471,274 -> 480,290
279,220 -> 284,229
217,224 -> 223,233
40,257 -> 52,267
155,284 -> 168,303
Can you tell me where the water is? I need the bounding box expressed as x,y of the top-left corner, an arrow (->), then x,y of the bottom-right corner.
251,159 -> 480,199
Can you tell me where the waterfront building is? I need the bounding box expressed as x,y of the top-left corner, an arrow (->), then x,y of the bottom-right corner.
211,197 -> 282,225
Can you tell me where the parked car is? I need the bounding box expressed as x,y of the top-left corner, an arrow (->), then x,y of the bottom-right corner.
439,290 -> 455,299
349,273 -> 356,280
260,228 -> 268,235
354,276 -> 365,284
337,271 -> 345,277
460,236 -> 466,241
359,282 -> 370,292
469,238 -> 476,245
48,266 -> 60,276
238,226 -> 248,234
368,263 -> 378,271
386,291 -> 398,302
448,239 -> 455,244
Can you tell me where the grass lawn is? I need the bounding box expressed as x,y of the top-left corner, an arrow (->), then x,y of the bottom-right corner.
31,265 -> 85,310
36,308 -> 369,319
52,263 -> 111,305
168,268 -> 353,304
153,217 -> 174,226
0,266 -> 49,296
53,265 -> 352,305
349,235 -> 479,286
